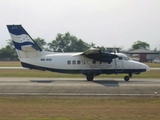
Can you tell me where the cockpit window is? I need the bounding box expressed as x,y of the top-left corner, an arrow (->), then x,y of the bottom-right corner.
124,56 -> 131,60
118,56 -> 131,61
118,57 -> 123,60
126,57 -> 131,60
117,53 -> 131,61
123,57 -> 127,60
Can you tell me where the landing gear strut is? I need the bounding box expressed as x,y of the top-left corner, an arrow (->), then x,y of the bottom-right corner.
129,73 -> 132,78
86,75 -> 94,81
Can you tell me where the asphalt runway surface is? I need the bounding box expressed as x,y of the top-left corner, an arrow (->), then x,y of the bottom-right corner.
0,78 -> 159,96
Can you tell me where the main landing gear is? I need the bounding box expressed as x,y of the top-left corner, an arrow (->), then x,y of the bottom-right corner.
86,75 -> 94,81
124,73 -> 132,81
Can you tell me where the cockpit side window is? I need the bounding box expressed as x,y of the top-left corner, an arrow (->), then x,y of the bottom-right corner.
118,57 -> 123,60
117,54 -> 131,61
123,57 -> 128,60
126,57 -> 131,60
123,56 -> 130,61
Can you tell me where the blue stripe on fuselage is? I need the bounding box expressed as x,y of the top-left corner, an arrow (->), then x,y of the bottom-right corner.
21,62 -> 147,74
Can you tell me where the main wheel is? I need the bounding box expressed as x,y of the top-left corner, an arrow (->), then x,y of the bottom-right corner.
86,75 -> 94,81
124,76 -> 130,81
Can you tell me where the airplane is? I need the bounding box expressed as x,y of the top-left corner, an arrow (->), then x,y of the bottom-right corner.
6,25 -> 150,81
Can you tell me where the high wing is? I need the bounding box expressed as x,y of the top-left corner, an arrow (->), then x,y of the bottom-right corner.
73,48 -> 118,63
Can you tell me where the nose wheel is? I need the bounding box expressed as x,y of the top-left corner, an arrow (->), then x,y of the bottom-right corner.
124,76 -> 130,81
124,73 -> 132,81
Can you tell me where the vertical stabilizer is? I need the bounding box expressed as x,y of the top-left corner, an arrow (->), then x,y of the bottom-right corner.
7,25 -> 42,58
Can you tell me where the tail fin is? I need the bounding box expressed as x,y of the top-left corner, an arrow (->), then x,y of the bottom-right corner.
7,25 -> 42,58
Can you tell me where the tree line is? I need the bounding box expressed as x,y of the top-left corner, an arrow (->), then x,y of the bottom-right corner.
0,32 -> 151,61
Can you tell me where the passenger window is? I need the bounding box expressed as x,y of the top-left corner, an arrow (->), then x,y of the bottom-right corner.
67,60 -> 71,65
77,60 -> 81,64
93,60 -> 96,64
72,60 -> 76,64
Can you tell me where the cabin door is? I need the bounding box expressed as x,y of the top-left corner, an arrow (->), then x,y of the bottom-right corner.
115,60 -> 123,72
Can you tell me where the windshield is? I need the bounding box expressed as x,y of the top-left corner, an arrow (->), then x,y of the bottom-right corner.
125,56 -> 131,60
118,54 -> 131,61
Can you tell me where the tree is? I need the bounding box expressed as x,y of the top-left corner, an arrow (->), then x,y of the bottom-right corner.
132,40 -> 150,50
0,39 -> 18,60
0,45 -> 17,60
48,32 -> 93,52
96,46 -> 106,52
6,39 -> 14,49
0,38 -> 47,61
34,37 -> 47,49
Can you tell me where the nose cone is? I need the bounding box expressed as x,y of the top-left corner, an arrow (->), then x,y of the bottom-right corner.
146,65 -> 150,71
141,63 -> 150,71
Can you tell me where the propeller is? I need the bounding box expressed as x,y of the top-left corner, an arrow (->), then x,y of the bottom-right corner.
112,45 -> 118,68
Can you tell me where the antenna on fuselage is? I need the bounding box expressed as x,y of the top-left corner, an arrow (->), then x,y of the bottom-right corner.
113,45 -> 117,54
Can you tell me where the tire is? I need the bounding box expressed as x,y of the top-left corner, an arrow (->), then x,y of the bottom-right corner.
86,75 -> 94,81
124,76 -> 130,81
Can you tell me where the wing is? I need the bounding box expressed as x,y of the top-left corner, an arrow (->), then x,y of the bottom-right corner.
73,48 -> 118,63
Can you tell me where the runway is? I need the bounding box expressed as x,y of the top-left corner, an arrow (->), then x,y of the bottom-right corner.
0,78 -> 159,96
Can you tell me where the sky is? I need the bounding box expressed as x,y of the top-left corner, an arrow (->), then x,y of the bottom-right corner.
1,0 -> 160,50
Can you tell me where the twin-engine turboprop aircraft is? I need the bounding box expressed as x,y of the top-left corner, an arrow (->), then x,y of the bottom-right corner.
7,25 -> 150,81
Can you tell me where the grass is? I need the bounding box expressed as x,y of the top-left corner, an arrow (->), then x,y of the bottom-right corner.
0,61 -> 21,67
144,62 -> 160,68
0,96 -> 160,120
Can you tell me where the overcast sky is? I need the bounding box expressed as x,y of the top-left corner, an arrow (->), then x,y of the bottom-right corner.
1,0 -> 160,50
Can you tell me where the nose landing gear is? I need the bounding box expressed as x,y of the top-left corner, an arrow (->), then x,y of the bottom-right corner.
124,73 -> 132,81
124,76 -> 130,81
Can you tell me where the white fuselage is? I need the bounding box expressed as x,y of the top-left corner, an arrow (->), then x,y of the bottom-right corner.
20,51 -> 150,74
6,24 -> 150,81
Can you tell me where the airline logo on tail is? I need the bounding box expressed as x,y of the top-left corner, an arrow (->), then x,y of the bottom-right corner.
7,25 -> 42,51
